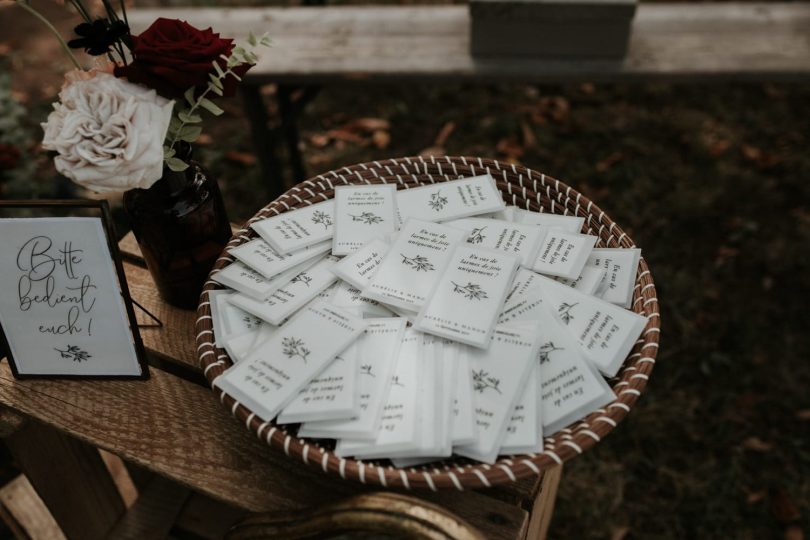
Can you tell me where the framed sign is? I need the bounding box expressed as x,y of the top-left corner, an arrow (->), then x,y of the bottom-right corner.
0,200 -> 148,379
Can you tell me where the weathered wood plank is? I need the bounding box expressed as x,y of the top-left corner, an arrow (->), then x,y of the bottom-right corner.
525,465 -> 562,540
174,493 -> 248,540
0,475 -> 67,540
104,476 -> 190,540
3,420 -> 125,540
127,4 -> 810,82
99,450 -> 139,508
0,363 -> 528,539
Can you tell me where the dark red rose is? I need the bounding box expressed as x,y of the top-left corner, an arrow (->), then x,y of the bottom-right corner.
0,143 -> 20,172
114,18 -> 252,99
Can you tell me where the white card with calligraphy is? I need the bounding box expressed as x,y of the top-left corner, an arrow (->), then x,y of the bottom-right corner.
535,275 -> 648,378
208,290 -> 262,347
448,217 -> 545,268
587,248 -> 642,308
414,245 -> 519,348
298,317 -> 407,439
454,324 -> 541,464
335,328 -> 423,458
0,217 -> 143,377
330,238 -> 389,290
515,209 -> 585,234
555,265 -> 606,296
277,341 -> 360,424
333,184 -> 398,256
362,219 -> 467,312
396,174 -> 505,224
229,255 -> 339,326
228,238 -> 331,279
214,301 -> 366,422
532,231 -> 597,279
251,199 -> 335,254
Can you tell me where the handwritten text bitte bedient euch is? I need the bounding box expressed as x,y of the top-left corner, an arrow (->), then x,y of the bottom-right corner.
16,236 -> 97,336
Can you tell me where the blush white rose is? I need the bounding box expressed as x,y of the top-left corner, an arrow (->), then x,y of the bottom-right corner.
42,70 -> 174,193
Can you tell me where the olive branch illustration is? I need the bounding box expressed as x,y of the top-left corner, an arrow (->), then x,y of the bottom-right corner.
467,227 -> 487,244
472,369 -> 502,394
360,364 -> 375,377
452,281 -> 489,300
54,345 -> 91,363
400,253 -> 435,272
282,337 -> 311,363
291,271 -> 312,287
349,212 -> 383,225
311,210 -> 333,229
558,302 -> 578,324
538,342 -> 563,364
428,190 -> 448,211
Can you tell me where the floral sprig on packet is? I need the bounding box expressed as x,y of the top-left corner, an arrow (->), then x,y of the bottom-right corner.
15,0 -> 269,192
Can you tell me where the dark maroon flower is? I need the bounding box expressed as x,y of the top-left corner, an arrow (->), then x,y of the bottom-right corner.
114,18 -> 252,99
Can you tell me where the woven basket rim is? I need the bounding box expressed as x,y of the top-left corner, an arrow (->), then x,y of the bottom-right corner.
196,155 -> 660,491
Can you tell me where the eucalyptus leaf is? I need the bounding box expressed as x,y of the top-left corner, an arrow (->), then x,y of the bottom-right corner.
198,98 -> 224,116
178,110 -> 202,123
247,32 -> 257,46
184,87 -> 196,107
177,125 -> 202,142
207,82 -> 224,97
165,157 -> 189,172
209,73 -> 224,89
212,61 -> 225,78
163,146 -> 176,159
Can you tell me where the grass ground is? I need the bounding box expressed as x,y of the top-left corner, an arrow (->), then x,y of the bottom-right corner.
1,3 -> 809,539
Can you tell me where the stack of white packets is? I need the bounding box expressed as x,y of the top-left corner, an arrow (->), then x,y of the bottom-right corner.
210,174 -> 647,464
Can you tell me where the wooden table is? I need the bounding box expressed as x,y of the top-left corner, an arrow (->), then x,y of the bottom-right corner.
0,233 -> 562,539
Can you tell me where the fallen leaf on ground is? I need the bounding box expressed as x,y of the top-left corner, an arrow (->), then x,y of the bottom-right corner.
327,129 -> 366,144
611,526 -> 631,540
708,139 -> 731,157
521,120 -> 536,148
419,146 -> 445,157
224,151 -> 257,166
308,133 -> 330,148
746,490 -> 767,504
741,437 -> 772,452
581,82 -> 596,94
434,121 -> 456,147
796,410 -> 810,421
771,489 -> 801,524
596,152 -> 624,172
372,130 -> 390,149
496,137 -> 524,159
196,133 -> 213,146
347,117 -> 390,133
785,525 -> 804,540
741,144 -> 782,168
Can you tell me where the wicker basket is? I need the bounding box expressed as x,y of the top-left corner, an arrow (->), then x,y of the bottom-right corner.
196,156 -> 660,490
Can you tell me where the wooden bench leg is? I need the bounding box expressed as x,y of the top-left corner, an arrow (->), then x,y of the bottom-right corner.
241,84 -> 286,200
278,85 -> 320,184
525,465 -> 562,540
3,419 -> 125,540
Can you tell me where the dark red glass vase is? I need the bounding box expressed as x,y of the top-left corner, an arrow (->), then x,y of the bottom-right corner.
123,146 -> 231,309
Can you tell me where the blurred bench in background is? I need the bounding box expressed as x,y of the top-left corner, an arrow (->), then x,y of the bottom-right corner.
129,3 -> 810,194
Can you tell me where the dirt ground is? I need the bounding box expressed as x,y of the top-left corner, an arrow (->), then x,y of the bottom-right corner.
1,3 -> 809,539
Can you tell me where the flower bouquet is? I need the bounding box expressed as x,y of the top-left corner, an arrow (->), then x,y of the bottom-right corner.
15,0 -> 271,307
